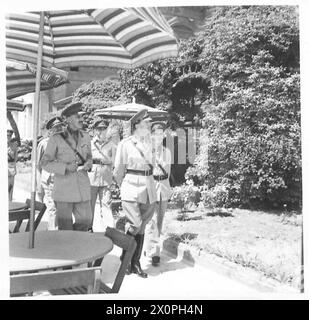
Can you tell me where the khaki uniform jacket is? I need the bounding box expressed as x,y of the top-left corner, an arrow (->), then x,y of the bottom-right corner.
113,135 -> 157,204
153,145 -> 172,202
88,138 -> 115,187
41,130 -> 92,202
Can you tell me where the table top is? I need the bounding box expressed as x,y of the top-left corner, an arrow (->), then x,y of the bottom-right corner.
9,231 -> 113,273
9,202 -> 28,211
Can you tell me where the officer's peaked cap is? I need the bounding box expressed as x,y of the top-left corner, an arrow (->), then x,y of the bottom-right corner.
93,119 -> 109,129
151,121 -> 166,131
46,116 -> 63,130
61,102 -> 82,117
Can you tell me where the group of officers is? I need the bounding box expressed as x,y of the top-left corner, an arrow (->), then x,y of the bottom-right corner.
37,101 -> 172,279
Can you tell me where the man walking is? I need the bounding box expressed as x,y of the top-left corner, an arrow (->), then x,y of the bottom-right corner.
113,109 -> 156,278
145,121 -> 172,266
88,120 -> 116,232
37,116 -> 64,230
41,102 -> 92,231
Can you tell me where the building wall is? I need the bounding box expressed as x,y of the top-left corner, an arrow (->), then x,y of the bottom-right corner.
45,66 -> 119,108
160,6 -> 219,39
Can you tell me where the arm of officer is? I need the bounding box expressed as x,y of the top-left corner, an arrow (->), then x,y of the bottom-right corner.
113,140 -> 127,186
82,133 -> 93,171
40,135 -> 67,175
110,142 -> 117,166
14,144 -> 18,163
36,140 -> 45,173
104,141 -> 114,165
165,147 -> 172,177
9,140 -> 19,163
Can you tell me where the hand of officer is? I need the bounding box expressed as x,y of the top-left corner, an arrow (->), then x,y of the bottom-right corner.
66,162 -> 78,173
80,160 -> 92,172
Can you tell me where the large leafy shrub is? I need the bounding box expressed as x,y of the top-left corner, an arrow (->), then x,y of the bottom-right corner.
186,6 -> 301,209
170,180 -> 201,211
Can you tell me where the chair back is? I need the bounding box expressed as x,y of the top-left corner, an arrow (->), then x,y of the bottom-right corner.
100,227 -> 136,293
9,209 -> 30,233
10,267 -> 102,296
25,199 -> 46,232
9,199 -> 46,233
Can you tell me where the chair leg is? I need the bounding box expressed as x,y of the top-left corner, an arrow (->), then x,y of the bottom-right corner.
120,230 -> 134,275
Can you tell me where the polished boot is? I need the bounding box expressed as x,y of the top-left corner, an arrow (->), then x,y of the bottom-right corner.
131,234 -> 148,278
151,256 -> 160,267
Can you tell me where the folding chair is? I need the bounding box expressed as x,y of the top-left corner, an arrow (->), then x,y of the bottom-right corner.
9,199 -> 46,233
99,227 -> 137,293
9,209 -> 31,233
10,267 -> 102,297
25,199 -> 46,232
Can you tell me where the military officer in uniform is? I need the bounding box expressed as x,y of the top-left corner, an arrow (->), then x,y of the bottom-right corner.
113,109 -> 156,278
37,116 -> 64,230
88,119 -> 116,232
41,102 -> 93,231
145,121 -> 172,266
7,128 -> 18,201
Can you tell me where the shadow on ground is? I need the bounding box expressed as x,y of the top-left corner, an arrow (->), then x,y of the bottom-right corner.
206,210 -> 234,217
100,241 -> 195,285
143,250 -> 195,277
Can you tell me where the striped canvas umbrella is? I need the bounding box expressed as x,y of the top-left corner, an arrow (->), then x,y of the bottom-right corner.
6,8 -> 178,248
7,59 -> 69,99
6,8 -> 178,69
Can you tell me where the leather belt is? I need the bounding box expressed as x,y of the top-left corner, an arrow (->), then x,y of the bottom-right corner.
153,174 -> 169,181
92,159 -> 110,165
8,160 -> 15,163
126,169 -> 153,176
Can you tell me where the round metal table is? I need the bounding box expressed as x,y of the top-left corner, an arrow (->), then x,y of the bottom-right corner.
9,230 -> 113,274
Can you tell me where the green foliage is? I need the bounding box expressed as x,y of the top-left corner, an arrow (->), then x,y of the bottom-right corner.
72,79 -> 130,129
186,6 -> 301,209
119,40 -> 210,129
200,184 -> 230,209
17,140 -> 32,162
170,180 -> 201,212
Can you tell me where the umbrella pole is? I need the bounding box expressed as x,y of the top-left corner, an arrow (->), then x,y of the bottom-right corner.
29,11 -> 44,249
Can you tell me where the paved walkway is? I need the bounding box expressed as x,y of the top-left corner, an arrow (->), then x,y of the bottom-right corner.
11,171 -> 265,298
102,248 -> 259,298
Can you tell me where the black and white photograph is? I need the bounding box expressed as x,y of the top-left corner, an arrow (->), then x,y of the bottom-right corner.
1,0 -> 308,301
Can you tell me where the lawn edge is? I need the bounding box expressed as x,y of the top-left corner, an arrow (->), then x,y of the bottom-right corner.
161,237 -> 300,294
